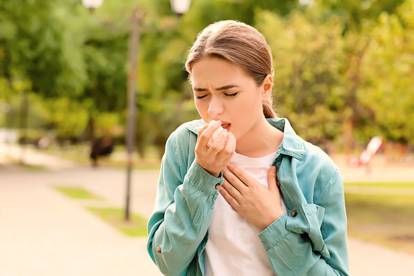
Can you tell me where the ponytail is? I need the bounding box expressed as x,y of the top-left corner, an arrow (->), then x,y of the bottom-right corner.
262,99 -> 276,118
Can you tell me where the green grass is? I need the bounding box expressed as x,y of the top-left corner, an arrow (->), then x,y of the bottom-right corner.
345,182 -> 414,189
87,207 -> 147,237
54,186 -> 146,237
346,192 -> 414,255
55,186 -> 102,200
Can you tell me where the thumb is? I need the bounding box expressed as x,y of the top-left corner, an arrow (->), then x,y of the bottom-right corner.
267,166 -> 277,192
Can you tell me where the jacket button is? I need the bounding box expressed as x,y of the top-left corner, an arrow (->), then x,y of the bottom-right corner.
156,246 -> 162,253
290,209 -> 298,217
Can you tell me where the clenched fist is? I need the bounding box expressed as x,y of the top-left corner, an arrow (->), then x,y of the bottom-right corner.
196,120 -> 236,177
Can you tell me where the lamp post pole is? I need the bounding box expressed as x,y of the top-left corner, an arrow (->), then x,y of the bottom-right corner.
124,8 -> 142,221
82,0 -> 192,222
19,88 -> 28,164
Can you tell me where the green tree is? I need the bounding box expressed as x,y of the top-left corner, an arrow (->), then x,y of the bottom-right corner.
359,0 -> 414,144
136,0 -> 305,156
0,0 -> 87,97
257,10 -> 346,147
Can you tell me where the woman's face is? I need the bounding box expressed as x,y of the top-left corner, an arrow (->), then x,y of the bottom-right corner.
190,57 -> 271,140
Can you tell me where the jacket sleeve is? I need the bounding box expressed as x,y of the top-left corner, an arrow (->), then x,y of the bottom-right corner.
147,130 -> 224,276
258,170 -> 349,276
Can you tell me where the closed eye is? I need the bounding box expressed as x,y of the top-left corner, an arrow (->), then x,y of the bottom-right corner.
224,92 -> 238,97
195,92 -> 238,99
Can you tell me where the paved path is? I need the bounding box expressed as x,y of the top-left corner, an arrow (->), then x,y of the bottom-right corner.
0,168 -> 160,276
1,166 -> 414,276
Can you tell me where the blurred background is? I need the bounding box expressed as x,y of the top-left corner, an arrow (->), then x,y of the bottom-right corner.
1,0 -> 413,275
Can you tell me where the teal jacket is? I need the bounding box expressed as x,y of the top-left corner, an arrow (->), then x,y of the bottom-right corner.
147,118 -> 349,276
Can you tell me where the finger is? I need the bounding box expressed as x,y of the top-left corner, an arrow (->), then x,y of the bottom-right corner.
274,165 -> 280,188
222,179 -> 242,203
207,128 -> 227,151
227,132 -> 236,153
198,120 -> 221,148
224,167 -> 248,193
197,123 -> 209,135
206,131 -> 226,156
216,132 -> 235,163
227,163 -> 255,187
218,185 -> 239,212
206,145 -> 221,156
210,126 -> 227,144
267,166 -> 277,192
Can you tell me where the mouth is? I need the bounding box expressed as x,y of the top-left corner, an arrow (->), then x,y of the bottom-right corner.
221,122 -> 231,131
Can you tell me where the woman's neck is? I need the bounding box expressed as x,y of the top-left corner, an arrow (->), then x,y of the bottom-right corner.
235,117 -> 283,158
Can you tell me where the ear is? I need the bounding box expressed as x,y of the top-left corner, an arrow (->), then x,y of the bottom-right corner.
261,74 -> 273,100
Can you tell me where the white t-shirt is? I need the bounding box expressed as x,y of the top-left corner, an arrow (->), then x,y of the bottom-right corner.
205,150 -> 285,276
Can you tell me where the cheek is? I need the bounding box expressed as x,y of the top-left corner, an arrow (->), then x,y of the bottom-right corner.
194,99 -> 208,117
235,95 -> 262,117
230,96 -> 263,136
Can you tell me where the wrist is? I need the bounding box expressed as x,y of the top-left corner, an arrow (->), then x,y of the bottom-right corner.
199,163 -> 221,177
208,170 -> 222,177
202,166 -> 220,177
195,159 -> 221,177
259,211 -> 283,231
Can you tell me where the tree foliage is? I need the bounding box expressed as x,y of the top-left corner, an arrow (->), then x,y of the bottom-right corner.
359,0 -> 414,144
257,10 -> 346,145
0,0 -> 413,155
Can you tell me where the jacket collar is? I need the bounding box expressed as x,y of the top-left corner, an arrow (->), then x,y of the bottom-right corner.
186,117 -> 305,160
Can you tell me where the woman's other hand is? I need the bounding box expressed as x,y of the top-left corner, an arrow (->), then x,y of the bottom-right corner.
195,120 -> 236,177
219,164 -> 285,230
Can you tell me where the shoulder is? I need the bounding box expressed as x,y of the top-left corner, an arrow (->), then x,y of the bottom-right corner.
300,143 -> 346,212
300,141 -> 343,205
167,119 -> 203,144
304,142 -> 339,174
301,140 -> 342,188
164,119 -> 204,159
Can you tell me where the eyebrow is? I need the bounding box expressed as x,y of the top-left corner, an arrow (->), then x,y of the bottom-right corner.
193,84 -> 239,92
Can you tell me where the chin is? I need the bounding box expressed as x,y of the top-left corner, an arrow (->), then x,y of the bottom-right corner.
229,129 -> 239,140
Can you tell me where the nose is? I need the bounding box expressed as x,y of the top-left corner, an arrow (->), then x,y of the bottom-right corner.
207,96 -> 224,118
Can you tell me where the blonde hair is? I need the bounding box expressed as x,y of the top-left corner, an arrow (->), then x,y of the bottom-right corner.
185,20 -> 276,118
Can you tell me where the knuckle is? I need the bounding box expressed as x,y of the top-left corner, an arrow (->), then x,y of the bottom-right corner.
240,185 -> 248,193
210,145 -> 219,152
223,147 -> 233,155
224,173 -> 233,182
195,149 -> 204,157
195,145 -> 201,152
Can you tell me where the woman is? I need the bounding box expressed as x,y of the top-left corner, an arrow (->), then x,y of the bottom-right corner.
147,20 -> 348,276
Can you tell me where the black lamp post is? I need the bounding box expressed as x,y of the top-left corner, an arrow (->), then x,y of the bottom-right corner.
124,0 -> 192,221
124,8 -> 141,221
83,0 -> 192,221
